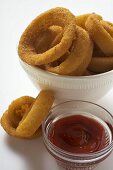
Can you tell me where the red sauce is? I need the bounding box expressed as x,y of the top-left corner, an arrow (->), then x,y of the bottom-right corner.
49,115 -> 106,154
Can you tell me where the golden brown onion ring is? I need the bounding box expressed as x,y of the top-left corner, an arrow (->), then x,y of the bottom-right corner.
88,56 -> 113,73
36,25 -> 63,70
1,110 -> 42,139
76,13 -> 102,28
18,7 -> 76,65
1,90 -> 54,139
49,27 -> 63,48
76,13 -> 91,28
85,14 -> 113,55
8,96 -> 35,128
46,26 -> 93,76
101,20 -> 113,38
35,25 -> 63,54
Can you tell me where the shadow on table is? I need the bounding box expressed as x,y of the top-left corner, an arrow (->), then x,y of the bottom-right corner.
5,134 -> 113,170
5,135 -> 46,170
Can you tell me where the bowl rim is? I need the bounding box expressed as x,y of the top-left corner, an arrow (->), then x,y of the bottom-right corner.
42,100 -> 113,160
19,58 -> 113,81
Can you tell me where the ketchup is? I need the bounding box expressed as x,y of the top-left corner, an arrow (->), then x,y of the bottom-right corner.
49,115 -> 106,154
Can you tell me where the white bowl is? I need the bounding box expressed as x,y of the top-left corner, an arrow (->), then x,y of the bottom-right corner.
19,59 -> 113,102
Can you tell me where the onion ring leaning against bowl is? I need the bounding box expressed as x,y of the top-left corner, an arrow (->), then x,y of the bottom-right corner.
46,26 -> 93,76
18,7 -> 76,65
85,14 -> 113,55
1,90 -> 54,139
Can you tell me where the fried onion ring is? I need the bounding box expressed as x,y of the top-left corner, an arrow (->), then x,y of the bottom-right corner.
101,20 -> 113,38
88,20 -> 113,73
85,14 -> 113,55
88,56 -> 113,73
88,46 -> 113,73
1,90 -> 54,138
18,7 -> 76,65
35,25 -> 63,54
76,13 -> 102,28
46,26 -> 93,76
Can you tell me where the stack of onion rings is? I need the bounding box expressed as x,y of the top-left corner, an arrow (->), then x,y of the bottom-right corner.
1,90 -> 54,139
18,8 -> 113,75
46,26 -> 93,75
85,14 -> 113,55
18,7 -> 93,76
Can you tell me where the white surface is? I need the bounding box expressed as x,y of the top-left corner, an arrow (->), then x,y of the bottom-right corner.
0,0 -> 113,170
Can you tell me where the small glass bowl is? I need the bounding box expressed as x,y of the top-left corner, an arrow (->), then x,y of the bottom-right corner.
42,100 -> 113,170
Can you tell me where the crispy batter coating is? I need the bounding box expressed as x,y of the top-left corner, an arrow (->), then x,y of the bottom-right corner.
18,7 -> 76,65
1,111 -> 42,139
8,96 -> 35,127
76,13 -> 91,28
76,13 -> 102,28
1,90 -> 54,139
46,26 -> 93,75
16,90 -> 54,137
85,14 -> 113,55
88,56 -> 113,73
87,20 -> 113,73
101,20 -> 113,38
35,26 -> 63,54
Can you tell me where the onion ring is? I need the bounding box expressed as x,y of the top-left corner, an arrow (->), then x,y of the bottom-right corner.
76,13 -> 102,28
35,25 -> 63,54
1,90 -> 54,139
1,111 -> 42,139
101,20 -> 113,38
88,45 -> 113,73
46,26 -> 93,76
88,20 -> 113,73
18,7 -> 76,65
85,14 -> 113,55
8,96 -> 35,128
88,56 -> 113,73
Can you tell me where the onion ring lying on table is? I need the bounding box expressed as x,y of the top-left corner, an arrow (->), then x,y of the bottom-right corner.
46,26 -> 93,76
85,14 -> 113,55
18,7 -> 76,65
1,90 -> 54,139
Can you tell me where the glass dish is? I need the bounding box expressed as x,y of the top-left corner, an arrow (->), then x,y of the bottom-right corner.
42,100 -> 113,170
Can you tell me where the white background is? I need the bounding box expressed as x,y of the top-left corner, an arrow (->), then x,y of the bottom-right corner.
0,0 -> 113,170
